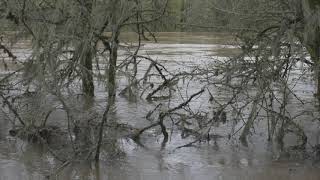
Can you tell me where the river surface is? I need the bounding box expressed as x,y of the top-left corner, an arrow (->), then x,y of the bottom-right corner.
0,32 -> 320,180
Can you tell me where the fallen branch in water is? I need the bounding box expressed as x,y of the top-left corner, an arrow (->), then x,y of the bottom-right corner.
0,41 -> 17,60
134,89 -> 205,147
0,93 -> 25,126
175,138 -> 201,149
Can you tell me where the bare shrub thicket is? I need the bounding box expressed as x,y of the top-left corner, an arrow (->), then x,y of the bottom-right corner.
0,0 -> 319,169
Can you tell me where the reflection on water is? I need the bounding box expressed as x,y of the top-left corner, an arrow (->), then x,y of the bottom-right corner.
0,32 -> 320,180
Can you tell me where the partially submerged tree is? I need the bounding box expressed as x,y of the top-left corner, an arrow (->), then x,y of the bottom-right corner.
0,0 -> 171,162
201,0 -> 320,146
3,0 -> 168,98
302,0 -> 320,97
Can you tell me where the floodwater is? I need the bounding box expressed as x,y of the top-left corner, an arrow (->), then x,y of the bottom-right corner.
0,32 -> 320,180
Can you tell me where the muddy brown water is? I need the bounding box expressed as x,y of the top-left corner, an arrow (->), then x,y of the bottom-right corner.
0,32 -> 320,180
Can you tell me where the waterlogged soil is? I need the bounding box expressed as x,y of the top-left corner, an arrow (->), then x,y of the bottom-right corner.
0,32 -> 320,180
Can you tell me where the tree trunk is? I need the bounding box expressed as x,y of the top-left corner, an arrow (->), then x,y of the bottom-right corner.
302,0 -> 320,99
308,45 -> 320,99
81,47 -> 95,97
108,39 -> 118,102
107,0 -> 120,102
318,63 -> 320,100
240,96 -> 260,146
80,0 -> 95,97
95,104 -> 110,161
